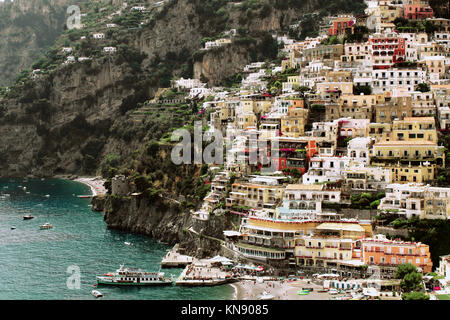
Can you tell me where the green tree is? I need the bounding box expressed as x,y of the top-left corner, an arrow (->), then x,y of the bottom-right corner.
394,263 -> 424,293
402,292 -> 430,300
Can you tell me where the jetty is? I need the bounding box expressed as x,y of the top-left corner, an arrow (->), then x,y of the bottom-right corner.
161,244 -> 194,268
175,264 -> 232,287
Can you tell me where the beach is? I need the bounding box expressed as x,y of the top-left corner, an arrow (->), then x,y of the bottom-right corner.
74,177 -> 107,196
232,279 -> 331,300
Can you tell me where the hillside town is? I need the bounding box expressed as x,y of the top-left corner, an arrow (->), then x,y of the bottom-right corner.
151,0 -> 450,300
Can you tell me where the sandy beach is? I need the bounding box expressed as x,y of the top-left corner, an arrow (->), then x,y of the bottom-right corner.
232,279 -> 331,300
74,177 -> 107,196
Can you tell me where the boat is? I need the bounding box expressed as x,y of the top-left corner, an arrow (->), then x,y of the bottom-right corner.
258,291 -> 275,300
297,290 -> 310,295
11,226 -> 16,230
328,288 -> 338,295
91,290 -> 103,298
77,195 -> 92,199
124,242 -> 132,246
40,223 -> 53,230
23,215 -> 34,220
44,195 -> 50,198
96,265 -> 173,286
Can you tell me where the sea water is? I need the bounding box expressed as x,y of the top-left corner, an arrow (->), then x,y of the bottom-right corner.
0,178 -> 233,300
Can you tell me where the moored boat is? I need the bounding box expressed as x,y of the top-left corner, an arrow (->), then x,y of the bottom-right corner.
91,290 -> 103,298
40,223 -> 53,230
96,265 -> 173,286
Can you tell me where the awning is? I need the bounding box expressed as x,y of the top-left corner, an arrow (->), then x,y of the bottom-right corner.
223,230 -> 242,237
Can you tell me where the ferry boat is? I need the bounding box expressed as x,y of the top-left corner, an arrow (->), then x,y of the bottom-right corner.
96,265 -> 173,286
40,223 -> 53,230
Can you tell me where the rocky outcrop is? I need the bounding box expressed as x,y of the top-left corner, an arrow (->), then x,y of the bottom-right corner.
101,191 -> 236,258
193,43 -> 253,87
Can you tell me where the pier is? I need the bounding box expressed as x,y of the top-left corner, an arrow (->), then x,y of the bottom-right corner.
175,264 -> 232,287
161,244 -> 194,268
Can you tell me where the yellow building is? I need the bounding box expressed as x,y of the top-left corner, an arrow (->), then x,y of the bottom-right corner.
379,4 -> 403,23
294,222 -> 372,268
282,76 -> 300,92
326,70 -> 353,83
392,117 -> 438,143
374,163 -> 436,183
373,141 -> 443,162
236,112 -> 257,130
367,123 -> 392,142
226,182 -> 285,210
281,108 -> 309,138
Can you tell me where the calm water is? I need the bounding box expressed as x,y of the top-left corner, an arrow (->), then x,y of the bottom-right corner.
0,178 -> 233,300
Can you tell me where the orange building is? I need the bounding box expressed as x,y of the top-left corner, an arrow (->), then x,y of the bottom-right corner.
358,235 -> 432,273
404,0 -> 434,20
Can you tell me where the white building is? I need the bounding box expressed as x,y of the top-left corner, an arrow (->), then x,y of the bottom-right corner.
93,33 -> 105,39
372,68 -> 427,93
103,47 -> 117,53
302,156 -> 351,185
174,78 -> 205,90
378,183 -> 450,219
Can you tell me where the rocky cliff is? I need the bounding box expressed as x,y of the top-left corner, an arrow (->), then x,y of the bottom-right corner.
0,0 -> 75,86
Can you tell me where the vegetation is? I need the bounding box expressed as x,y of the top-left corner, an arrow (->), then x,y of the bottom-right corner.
395,263 -> 424,295
350,192 -> 385,210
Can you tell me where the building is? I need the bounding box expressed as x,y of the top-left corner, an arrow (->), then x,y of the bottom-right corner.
378,183 -> 450,219
328,16 -> 355,36
358,234 -> 433,274
281,108 -> 308,138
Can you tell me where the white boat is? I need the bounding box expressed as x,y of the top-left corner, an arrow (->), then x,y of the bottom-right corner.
96,265 -> 173,286
258,291 -> 275,300
328,288 -> 338,295
44,195 -> 50,198
40,223 -> 53,230
91,290 -> 103,298
124,242 -> 132,246
11,226 -> 16,230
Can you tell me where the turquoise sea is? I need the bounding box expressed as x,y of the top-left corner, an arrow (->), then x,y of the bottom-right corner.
0,178 -> 234,300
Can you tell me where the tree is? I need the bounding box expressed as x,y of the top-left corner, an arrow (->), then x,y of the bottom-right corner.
416,83 -> 430,92
395,263 -> 424,293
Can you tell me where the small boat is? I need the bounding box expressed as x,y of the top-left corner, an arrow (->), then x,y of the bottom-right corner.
91,290 -> 103,298
328,289 -> 338,295
77,195 -> 92,199
40,223 -> 53,230
44,195 -> 50,198
258,291 -> 275,300
11,226 -> 16,230
297,290 -> 310,295
23,215 -> 34,220
124,242 -> 132,246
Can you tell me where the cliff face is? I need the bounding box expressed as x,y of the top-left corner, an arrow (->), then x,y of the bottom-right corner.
0,0 -> 74,86
102,193 -> 235,257
194,43 -> 254,87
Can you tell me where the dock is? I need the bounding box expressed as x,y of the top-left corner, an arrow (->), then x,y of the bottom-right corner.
175,264 -> 232,287
161,245 -> 194,268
